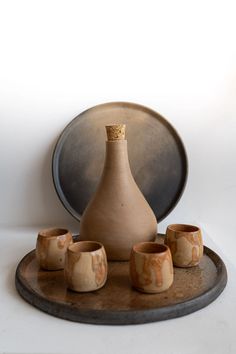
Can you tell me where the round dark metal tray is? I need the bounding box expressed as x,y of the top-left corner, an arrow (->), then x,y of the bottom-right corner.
52,102 -> 188,222
15,235 -> 227,325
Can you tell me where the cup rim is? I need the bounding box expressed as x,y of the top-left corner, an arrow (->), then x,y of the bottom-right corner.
38,227 -> 70,238
68,241 -> 104,254
167,224 -> 200,233
132,242 -> 169,255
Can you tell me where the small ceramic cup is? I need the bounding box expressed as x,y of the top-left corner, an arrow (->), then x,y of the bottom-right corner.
165,224 -> 203,267
129,242 -> 174,294
65,241 -> 108,292
36,228 -> 73,270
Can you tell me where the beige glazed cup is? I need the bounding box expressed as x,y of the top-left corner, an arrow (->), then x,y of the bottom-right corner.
165,224 -> 203,267
129,242 -> 174,293
36,228 -> 73,270
65,241 -> 108,292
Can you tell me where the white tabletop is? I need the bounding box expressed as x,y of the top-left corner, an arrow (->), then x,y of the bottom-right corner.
0,226 -> 235,354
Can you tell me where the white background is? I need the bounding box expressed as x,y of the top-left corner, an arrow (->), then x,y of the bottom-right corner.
1,0 -> 235,260
0,1 -> 236,352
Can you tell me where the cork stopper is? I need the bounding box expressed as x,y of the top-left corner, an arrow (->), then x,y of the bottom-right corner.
106,124 -> 126,141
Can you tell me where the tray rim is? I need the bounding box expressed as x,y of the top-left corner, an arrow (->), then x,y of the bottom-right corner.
52,101 -> 188,222
15,243 -> 227,325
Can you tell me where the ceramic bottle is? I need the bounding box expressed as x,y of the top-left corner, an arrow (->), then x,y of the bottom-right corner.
79,124 -> 157,261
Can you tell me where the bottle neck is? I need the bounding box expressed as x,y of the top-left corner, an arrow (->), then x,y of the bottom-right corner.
103,140 -> 132,176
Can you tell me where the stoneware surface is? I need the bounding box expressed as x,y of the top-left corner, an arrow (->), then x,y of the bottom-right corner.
15,235 -> 227,325
130,242 -> 173,293
36,228 -> 73,270
165,224 -> 203,267
79,124 -> 157,261
52,102 -> 188,223
65,241 -> 107,292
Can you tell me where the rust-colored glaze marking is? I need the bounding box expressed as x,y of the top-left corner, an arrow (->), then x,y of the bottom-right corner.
37,236 -> 49,256
154,257 -> 164,287
130,245 -> 173,293
36,237 -> 50,269
149,256 -> 165,287
167,249 -> 174,275
65,252 -> 81,288
65,242 -> 107,292
168,241 -> 177,259
57,236 -> 66,249
166,228 -> 203,267
141,257 -> 152,286
185,234 -> 201,247
91,253 -> 107,286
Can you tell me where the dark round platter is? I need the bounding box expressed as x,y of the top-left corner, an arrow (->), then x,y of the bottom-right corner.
52,102 -> 188,222
15,235 -> 227,325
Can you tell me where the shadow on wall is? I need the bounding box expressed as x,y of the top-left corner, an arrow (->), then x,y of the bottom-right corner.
23,135 -> 79,232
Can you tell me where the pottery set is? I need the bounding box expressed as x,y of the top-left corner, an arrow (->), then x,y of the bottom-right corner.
35,124 -> 203,295
15,102 -> 227,325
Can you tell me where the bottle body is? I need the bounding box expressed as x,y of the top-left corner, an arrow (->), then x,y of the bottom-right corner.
80,138 -> 157,261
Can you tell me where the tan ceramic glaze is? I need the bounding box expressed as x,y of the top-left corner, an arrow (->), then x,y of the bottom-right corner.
65,241 -> 108,292
165,224 -> 203,267
130,242 -> 173,293
79,124 -> 157,261
36,228 -> 73,270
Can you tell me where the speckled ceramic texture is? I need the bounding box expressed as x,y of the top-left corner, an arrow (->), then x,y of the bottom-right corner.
36,228 -> 73,270
65,241 -> 108,292
165,224 -> 203,267
130,242 -> 173,293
